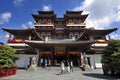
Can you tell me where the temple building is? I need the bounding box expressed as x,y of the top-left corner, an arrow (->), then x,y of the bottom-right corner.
2,10 -> 118,69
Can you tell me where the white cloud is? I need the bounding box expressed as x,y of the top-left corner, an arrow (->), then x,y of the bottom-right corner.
13,0 -> 24,6
111,34 -> 120,40
73,0 -> 120,29
43,5 -> 51,11
22,21 -> 34,29
73,0 -> 120,40
0,12 -> 12,24
115,8 -> 120,22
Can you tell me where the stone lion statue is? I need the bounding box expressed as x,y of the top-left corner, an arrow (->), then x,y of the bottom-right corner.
28,56 -> 37,71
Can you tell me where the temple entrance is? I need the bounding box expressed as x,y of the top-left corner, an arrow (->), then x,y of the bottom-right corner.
53,52 -> 80,66
38,51 -> 81,67
54,55 -> 66,66
53,54 -> 79,66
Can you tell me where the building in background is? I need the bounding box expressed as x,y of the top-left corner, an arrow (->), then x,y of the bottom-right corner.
0,42 -> 4,45
2,10 -> 118,69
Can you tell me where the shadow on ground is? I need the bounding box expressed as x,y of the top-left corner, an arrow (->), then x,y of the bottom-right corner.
83,73 -> 120,80
2,79 -> 27,80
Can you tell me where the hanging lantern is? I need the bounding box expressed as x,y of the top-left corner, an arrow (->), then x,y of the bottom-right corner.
29,35 -> 32,40
5,34 -> 11,39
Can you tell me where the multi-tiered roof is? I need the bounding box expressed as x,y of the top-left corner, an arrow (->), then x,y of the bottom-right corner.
2,10 -> 118,53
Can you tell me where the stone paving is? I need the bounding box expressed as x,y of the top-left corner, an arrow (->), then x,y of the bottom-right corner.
1,67 -> 120,80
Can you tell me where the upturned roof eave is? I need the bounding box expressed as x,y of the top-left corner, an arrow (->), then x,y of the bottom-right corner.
85,28 -> 118,35
25,40 -> 95,45
2,28 -> 34,35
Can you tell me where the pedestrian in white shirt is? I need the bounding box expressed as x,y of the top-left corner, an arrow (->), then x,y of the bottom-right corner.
61,61 -> 65,74
70,60 -> 73,72
67,61 -> 70,74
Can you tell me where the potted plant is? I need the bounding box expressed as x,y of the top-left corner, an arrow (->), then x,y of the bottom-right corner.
0,45 -> 19,78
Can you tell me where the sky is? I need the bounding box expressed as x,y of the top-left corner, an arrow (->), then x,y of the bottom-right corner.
0,0 -> 120,44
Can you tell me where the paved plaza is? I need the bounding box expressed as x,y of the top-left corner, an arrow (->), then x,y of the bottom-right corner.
1,67 -> 120,80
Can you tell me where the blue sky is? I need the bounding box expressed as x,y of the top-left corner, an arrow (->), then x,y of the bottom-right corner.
0,0 -> 120,44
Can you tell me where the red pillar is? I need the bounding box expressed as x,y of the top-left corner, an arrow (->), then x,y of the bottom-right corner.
79,53 -> 82,67
51,52 -> 54,66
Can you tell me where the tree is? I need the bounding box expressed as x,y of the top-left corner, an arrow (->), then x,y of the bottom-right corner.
101,39 -> 120,75
0,45 -> 19,68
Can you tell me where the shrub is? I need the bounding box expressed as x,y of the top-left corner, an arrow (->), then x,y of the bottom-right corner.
101,39 -> 120,75
0,45 -> 19,68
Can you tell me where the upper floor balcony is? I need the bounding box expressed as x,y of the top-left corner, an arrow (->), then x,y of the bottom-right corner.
8,39 -> 25,43
7,39 -> 28,48
34,22 -> 54,27
8,39 -> 24,43
7,43 -> 28,47
90,40 -> 109,53
91,40 -> 109,47
91,43 -> 108,48
66,22 -> 86,27
95,39 -> 109,43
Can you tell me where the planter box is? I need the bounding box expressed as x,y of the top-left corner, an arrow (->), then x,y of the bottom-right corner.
0,66 -> 17,78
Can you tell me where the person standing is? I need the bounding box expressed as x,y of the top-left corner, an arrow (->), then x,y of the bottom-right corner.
70,60 -> 73,72
40,58 -> 43,67
48,59 -> 51,66
67,61 -> 70,74
44,58 -> 47,69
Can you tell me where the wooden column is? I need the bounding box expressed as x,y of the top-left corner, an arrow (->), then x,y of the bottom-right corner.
38,53 -> 41,66
36,49 -> 41,66
51,52 -> 54,66
79,52 -> 82,67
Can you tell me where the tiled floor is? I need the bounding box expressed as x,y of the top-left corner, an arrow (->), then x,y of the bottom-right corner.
1,67 -> 119,80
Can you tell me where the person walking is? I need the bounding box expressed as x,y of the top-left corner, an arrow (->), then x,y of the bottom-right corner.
67,61 -> 70,74
61,61 -> 65,74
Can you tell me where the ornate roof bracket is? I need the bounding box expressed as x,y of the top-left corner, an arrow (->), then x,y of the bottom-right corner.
33,28 -> 44,41
76,30 -> 86,41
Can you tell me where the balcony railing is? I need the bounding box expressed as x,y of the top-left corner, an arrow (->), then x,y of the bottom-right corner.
66,22 -> 86,26
91,40 -> 109,53
7,43 -> 28,47
95,40 -> 109,43
91,40 -> 109,48
8,39 -> 24,43
34,22 -> 54,26
91,43 -> 108,47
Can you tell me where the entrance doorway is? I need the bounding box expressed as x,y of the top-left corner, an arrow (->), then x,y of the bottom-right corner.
39,51 -> 80,67
54,55 -> 66,66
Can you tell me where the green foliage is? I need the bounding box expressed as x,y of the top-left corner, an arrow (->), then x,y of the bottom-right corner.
101,39 -> 120,75
0,45 -> 19,68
